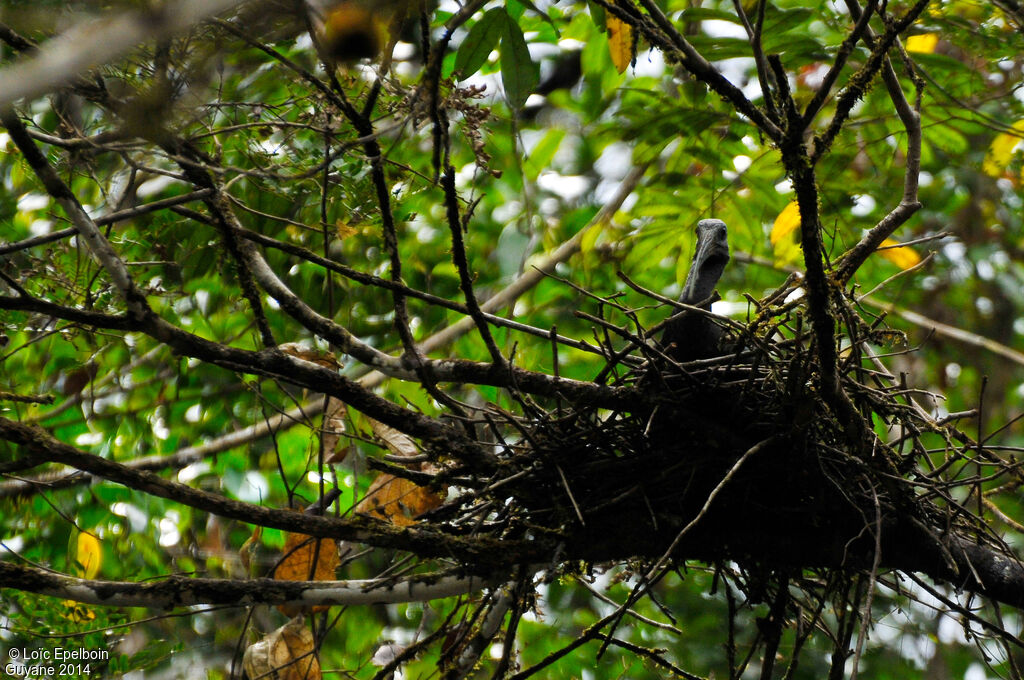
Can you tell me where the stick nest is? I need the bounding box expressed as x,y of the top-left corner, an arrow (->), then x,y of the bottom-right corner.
425,275 -> 1011,586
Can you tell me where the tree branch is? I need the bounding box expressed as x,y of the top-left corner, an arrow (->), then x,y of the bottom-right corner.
0,416 -> 540,564
624,0 -> 783,142
0,0 -> 247,107
0,560 -> 495,609
1,108 -> 148,317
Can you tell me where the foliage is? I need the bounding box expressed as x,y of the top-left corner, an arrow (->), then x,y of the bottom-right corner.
2,0 -> 1024,679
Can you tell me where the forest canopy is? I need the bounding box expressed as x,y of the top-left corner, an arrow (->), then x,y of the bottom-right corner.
3,0 -> 1024,678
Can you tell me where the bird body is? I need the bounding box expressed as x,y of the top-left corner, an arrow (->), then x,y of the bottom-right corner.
662,219 -> 730,361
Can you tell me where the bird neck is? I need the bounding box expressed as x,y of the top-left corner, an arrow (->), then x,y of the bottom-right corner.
681,258 -> 726,308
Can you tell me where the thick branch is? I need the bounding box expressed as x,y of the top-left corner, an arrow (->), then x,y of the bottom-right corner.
0,416 -> 540,564
0,561 -> 494,609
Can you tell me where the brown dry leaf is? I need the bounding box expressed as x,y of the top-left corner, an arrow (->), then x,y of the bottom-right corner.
278,342 -> 344,370
62,363 -> 98,396
355,474 -> 443,527
239,526 -> 262,577
275,532 -> 340,582
242,616 -> 322,680
367,417 -> 418,458
273,531 -> 340,615
322,397 -> 348,461
606,15 -> 633,74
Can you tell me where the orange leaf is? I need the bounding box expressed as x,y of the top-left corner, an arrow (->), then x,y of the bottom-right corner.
273,531 -> 340,615
335,219 -> 358,239
275,532 -> 340,582
878,238 -> 922,270
355,474 -> 443,527
607,15 -> 633,74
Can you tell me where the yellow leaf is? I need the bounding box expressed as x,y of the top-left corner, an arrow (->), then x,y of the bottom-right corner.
75,532 -> 102,579
905,34 -> 938,53
878,238 -> 921,269
62,603 -> 96,622
770,202 -> 803,265
607,15 -> 633,74
770,201 -> 801,246
983,120 -> 1024,177
63,532 -> 101,621
579,223 -> 601,256
335,219 -> 358,239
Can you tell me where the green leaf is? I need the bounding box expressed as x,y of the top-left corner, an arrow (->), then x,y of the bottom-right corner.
454,8 -> 507,78
524,127 -> 565,180
500,13 -> 539,109
510,0 -> 557,30
762,6 -> 814,35
586,0 -> 605,30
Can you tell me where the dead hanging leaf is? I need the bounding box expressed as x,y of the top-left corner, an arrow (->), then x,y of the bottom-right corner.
273,531 -> 340,615
877,238 -> 922,270
367,417 -> 419,459
62,363 -> 98,396
278,342 -> 344,370
606,14 -> 633,74
322,397 -> 348,462
243,616 -> 322,680
275,532 -> 340,582
355,474 -> 443,527
355,417 -> 443,524
239,526 -> 263,578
